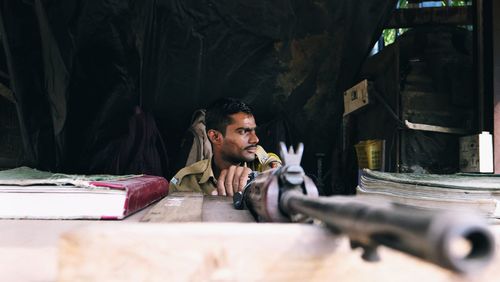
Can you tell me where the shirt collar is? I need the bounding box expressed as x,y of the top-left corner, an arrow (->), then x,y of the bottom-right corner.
198,158 -> 251,185
199,157 -> 216,185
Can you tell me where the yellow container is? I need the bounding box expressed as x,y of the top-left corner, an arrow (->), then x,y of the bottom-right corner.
355,139 -> 383,170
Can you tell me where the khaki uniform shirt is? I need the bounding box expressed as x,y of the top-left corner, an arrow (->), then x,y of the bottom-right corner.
169,145 -> 281,195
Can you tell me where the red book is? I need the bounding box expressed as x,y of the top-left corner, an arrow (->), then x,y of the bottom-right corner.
0,167 -> 169,219
89,175 -> 169,219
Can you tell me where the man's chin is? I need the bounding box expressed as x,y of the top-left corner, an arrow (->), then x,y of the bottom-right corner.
242,154 -> 256,162
226,153 -> 256,164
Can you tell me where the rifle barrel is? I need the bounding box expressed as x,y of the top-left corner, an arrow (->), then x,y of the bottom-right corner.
280,189 -> 495,274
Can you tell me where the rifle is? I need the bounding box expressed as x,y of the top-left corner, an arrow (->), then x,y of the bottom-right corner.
233,142 -> 495,274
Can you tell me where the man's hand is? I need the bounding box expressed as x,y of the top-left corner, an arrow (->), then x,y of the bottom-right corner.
216,165 -> 252,196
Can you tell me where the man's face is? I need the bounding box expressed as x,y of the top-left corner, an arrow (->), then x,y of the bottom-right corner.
219,112 -> 259,163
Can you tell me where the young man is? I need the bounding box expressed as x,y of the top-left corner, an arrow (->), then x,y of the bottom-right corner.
170,98 -> 281,196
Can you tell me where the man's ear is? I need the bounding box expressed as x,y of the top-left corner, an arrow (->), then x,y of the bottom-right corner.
207,129 -> 222,145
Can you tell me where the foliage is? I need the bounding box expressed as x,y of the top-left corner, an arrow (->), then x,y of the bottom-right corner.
382,0 -> 470,46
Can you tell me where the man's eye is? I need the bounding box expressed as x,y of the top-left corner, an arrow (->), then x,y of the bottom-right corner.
237,128 -> 254,135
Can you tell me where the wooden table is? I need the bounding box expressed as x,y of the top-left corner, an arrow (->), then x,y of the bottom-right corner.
140,192 -> 255,223
2,193 -> 500,282
0,193 -> 252,282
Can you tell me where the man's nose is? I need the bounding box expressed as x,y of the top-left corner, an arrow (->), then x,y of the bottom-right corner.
249,131 -> 259,144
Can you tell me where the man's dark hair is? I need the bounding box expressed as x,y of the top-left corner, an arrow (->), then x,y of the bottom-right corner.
205,97 -> 253,135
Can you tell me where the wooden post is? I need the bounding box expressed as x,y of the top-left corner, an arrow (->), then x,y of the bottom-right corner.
493,1 -> 500,173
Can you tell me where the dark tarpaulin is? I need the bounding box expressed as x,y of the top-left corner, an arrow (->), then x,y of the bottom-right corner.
0,0 -> 397,194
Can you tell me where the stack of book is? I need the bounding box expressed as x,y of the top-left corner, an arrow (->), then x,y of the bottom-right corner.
0,167 -> 169,219
357,169 -> 500,218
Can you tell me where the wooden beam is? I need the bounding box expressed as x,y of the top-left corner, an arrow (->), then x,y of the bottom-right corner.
386,7 -> 473,28
475,0 -> 487,132
57,223 -> 500,281
493,1 -> 500,174
404,120 -> 471,135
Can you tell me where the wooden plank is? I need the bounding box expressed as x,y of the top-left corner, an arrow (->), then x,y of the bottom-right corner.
404,120 -> 470,134
386,7 -> 472,28
141,193 -> 255,222
140,192 -> 203,222
0,207 -> 153,282
202,195 -> 255,222
57,223 -> 500,282
493,1 -> 500,174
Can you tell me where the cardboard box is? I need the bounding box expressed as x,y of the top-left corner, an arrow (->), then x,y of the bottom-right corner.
459,132 -> 493,173
343,80 -> 369,116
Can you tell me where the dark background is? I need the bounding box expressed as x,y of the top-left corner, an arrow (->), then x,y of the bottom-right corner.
0,0 -> 397,195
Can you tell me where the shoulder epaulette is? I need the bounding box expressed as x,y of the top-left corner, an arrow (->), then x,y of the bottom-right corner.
171,159 -> 210,184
